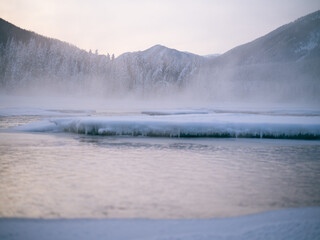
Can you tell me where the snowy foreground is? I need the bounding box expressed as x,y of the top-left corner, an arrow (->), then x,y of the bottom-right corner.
0,207 -> 319,240
13,110 -> 320,139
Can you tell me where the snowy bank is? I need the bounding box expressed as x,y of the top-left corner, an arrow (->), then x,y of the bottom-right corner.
13,112 -> 320,139
0,207 -> 319,240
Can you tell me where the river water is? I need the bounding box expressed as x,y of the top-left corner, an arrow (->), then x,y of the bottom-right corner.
1,110 -> 320,219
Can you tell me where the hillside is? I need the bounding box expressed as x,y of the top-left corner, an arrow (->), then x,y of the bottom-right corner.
0,18 -> 86,52
0,18 -> 111,95
212,10 -> 320,66
194,10 -> 320,103
110,45 -> 205,95
0,18 -> 36,45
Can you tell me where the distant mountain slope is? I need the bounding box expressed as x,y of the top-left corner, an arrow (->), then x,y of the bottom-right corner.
0,18 -> 36,45
212,10 -> 320,66
0,18 -> 111,95
111,45 -> 205,94
0,17 -> 81,50
191,10 -> 320,104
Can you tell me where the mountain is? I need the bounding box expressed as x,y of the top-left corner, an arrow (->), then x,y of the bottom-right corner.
0,18 -> 203,96
194,10 -> 320,103
0,17 -> 85,52
0,18 -> 36,45
212,10 -> 320,66
0,18 -> 111,95
0,10 -> 319,103
110,45 -> 205,95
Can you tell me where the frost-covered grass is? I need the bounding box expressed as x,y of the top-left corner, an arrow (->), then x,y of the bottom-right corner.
0,207 -> 319,240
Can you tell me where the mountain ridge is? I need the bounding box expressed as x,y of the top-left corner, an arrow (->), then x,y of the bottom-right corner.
2,9 -> 319,64
0,17 -> 85,54
211,10 -> 320,66
0,10 -> 319,103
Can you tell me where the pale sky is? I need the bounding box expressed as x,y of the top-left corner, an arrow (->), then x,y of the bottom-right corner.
0,0 -> 319,56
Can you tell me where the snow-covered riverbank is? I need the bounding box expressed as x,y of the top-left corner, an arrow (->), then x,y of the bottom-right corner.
1,207 -> 319,240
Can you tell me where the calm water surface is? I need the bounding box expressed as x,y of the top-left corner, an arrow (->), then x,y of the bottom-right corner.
0,130 -> 320,219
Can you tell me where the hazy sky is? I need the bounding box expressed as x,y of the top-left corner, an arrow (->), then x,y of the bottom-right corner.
1,0 -> 319,56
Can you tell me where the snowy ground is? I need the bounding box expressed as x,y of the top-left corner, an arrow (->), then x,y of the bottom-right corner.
0,207 -> 319,240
